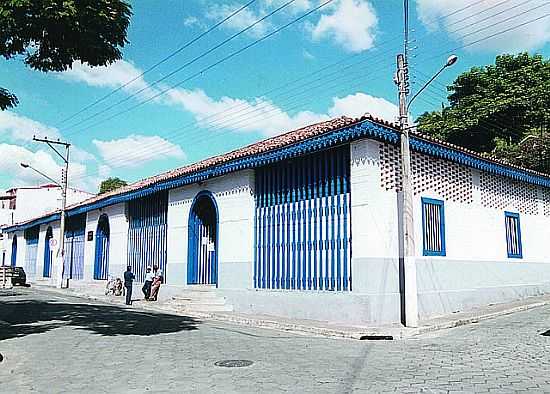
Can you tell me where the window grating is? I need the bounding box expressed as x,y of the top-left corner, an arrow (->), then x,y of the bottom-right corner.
505,212 -> 522,258
422,198 -> 446,256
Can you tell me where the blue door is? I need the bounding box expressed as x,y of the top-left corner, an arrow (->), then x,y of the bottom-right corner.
10,236 -> 17,267
43,226 -> 53,277
63,214 -> 86,280
187,191 -> 218,285
94,214 -> 110,280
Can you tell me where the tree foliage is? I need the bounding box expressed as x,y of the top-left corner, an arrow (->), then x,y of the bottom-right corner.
99,177 -> 128,194
0,0 -> 132,109
416,53 -> 550,173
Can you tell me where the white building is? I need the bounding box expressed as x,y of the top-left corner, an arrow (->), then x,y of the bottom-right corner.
0,184 -> 94,226
3,115 -> 550,325
0,184 -> 94,268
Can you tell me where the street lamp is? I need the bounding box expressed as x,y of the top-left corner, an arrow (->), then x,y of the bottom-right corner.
407,55 -> 458,112
20,158 -> 69,289
20,163 -> 62,187
395,54 -> 458,328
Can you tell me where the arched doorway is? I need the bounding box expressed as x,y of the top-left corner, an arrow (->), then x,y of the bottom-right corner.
43,226 -> 53,277
94,214 -> 110,280
10,235 -> 17,267
187,191 -> 218,285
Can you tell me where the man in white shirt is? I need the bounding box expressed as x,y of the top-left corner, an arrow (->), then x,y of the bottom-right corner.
142,267 -> 153,300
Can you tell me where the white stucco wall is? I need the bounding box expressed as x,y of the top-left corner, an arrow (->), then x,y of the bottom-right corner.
84,203 -> 128,282
167,170 -> 255,288
351,138 -> 550,321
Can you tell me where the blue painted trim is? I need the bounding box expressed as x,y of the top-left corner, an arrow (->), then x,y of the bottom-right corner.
7,118 -> 550,233
421,197 -> 446,257
505,211 -> 523,259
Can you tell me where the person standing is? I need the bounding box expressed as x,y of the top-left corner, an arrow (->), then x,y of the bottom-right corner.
142,267 -> 153,300
123,266 -> 135,305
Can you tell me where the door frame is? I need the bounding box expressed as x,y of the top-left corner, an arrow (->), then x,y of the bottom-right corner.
187,190 -> 219,286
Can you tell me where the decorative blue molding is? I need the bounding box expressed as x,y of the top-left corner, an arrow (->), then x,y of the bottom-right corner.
5,118 -> 550,233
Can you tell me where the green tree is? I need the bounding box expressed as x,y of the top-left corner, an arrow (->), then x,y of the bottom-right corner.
0,0 -> 132,109
99,177 -> 128,194
416,53 -> 550,173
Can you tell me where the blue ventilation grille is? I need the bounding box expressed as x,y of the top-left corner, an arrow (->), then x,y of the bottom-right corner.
254,145 -> 352,291
127,191 -> 168,282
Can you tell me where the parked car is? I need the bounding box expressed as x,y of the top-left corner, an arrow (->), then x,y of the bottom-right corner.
11,267 -> 27,286
0,266 -> 27,286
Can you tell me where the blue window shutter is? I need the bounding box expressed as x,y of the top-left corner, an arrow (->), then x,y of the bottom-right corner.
421,198 -> 446,257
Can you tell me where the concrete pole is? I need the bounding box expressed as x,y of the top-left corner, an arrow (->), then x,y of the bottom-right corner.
397,53 -> 419,327
58,146 -> 70,289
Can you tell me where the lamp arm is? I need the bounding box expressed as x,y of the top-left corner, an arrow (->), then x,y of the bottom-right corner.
26,165 -> 62,187
407,64 -> 447,112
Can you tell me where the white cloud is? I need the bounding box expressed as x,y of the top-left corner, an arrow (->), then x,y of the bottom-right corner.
328,93 -> 399,122
303,49 -> 315,60
58,60 -> 158,99
0,143 -> 94,192
166,87 -> 330,136
309,0 -> 378,52
92,135 -> 186,168
0,111 -> 61,142
183,16 -> 204,28
206,3 -> 273,38
166,86 -> 397,136
415,0 -> 550,52
261,0 -> 312,14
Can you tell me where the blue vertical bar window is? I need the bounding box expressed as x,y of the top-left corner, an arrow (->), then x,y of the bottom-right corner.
421,198 -> 446,257
505,212 -> 522,259
254,145 -> 351,291
127,191 -> 168,282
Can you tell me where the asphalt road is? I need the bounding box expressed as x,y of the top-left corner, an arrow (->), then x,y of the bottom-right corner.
0,288 -> 549,393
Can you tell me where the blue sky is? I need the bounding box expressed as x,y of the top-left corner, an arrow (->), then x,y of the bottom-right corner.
1,0 -> 549,193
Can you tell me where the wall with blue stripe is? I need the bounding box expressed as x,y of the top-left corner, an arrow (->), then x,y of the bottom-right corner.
167,170 -> 255,287
84,203 -> 128,281
6,230 -> 24,269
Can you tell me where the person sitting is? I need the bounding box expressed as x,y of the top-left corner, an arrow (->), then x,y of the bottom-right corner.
114,278 -> 123,296
149,269 -> 163,301
105,276 -> 116,295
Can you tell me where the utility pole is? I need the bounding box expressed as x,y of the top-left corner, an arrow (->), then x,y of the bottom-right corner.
396,0 -> 418,327
396,53 -> 418,328
32,137 -> 71,289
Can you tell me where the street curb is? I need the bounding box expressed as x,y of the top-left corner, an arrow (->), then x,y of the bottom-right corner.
24,284 -> 550,341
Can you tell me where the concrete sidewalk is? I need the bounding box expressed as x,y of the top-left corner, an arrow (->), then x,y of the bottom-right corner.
25,282 -> 550,340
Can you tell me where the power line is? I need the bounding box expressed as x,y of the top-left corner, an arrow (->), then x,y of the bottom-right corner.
73,0 -> 541,136
72,7 -> 550,183
69,56 -> 396,180
58,0 -> 487,131
56,0 -> 260,127
59,0 -> 304,133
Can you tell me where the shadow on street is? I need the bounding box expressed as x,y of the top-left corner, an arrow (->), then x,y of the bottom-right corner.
0,297 -> 200,340
541,329 -> 550,337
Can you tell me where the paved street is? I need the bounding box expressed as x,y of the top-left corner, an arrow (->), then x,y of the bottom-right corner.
0,288 -> 549,393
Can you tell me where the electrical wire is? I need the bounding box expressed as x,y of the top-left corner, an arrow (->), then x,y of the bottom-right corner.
56,0 -> 260,127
